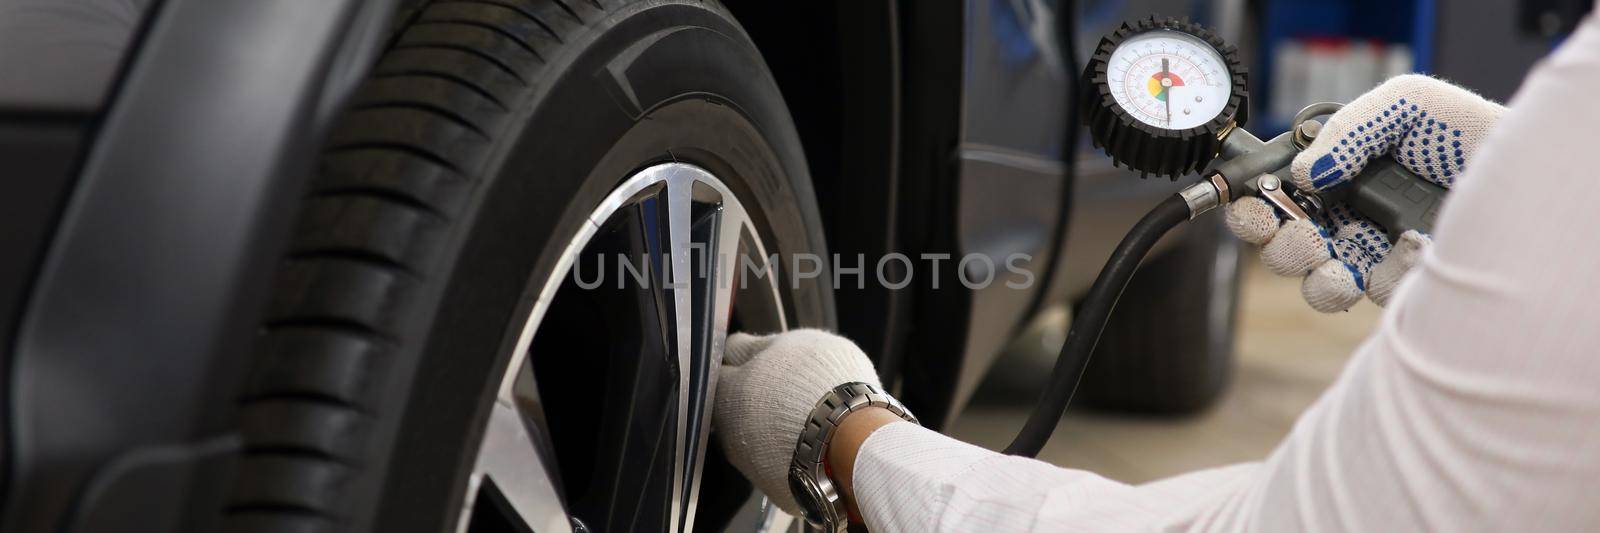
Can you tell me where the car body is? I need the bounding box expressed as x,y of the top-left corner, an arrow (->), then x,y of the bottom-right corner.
0,0 -> 1229,530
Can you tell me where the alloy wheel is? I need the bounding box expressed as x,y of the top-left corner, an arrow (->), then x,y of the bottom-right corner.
454,163 -> 794,533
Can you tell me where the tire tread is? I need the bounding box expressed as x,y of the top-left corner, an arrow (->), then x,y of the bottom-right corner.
226,1 -> 658,530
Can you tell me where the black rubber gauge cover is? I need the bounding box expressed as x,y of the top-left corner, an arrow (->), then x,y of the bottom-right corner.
1082,16 -> 1248,179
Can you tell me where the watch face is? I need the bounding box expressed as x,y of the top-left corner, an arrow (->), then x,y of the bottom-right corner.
789,466 -> 827,525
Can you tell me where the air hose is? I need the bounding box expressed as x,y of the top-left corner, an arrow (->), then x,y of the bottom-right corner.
1004,194 -> 1193,457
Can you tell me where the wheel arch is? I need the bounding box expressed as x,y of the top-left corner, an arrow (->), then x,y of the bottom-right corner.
720,1 -> 914,376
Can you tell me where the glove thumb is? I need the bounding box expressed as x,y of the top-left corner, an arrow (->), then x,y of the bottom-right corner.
1367,230 -> 1431,306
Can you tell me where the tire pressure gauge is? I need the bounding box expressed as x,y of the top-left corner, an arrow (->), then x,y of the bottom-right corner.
1083,17 -> 1248,179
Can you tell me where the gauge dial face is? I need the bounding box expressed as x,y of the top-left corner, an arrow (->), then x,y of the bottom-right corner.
1107,30 -> 1232,130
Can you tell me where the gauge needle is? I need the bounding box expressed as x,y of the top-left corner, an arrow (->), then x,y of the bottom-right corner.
1161,58 -> 1172,125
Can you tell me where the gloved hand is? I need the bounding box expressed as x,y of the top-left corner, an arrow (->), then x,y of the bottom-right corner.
713,329 -> 883,515
1226,74 -> 1505,311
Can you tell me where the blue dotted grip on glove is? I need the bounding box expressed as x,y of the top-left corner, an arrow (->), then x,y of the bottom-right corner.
1305,97 -> 1471,190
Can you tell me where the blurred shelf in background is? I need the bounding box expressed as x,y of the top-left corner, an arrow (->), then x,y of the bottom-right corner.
1257,0 -> 1589,131
1258,0 -> 1433,132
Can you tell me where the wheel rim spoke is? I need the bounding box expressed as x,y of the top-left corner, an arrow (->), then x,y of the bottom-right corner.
463,163 -> 792,533
664,172 -> 698,533
464,398 -> 573,533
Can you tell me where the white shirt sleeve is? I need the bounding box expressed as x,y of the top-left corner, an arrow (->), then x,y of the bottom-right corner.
854,14 -> 1600,533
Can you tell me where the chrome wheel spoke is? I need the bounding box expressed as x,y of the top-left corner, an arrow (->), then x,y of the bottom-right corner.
664,172 -> 698,533
665,170 -> 746,533
465,399 -> 572,533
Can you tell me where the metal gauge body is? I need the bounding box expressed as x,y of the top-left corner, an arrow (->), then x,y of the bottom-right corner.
1083,17 -> 1248,179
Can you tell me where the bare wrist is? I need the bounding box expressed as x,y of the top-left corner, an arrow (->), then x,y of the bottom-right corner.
826,406 -> 904,520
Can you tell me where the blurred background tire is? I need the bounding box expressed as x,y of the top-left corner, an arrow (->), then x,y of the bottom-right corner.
1076,217 -> 1244,415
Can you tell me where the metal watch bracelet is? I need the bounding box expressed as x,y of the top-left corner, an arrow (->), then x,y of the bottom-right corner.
788,382 -> 918,532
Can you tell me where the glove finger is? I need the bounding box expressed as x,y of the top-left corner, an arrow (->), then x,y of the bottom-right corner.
1302,259 -> 1366,312
1367,230 -> 1431,306
1378,77 -> 1503,189
723,332 -> 775,366
1298,204 -> 1385,312
1261,219 -> 1332,277
1290,83 -> 1410,192
1292,74 -> 1504,191
1324,204 -> 1390,273
1225,195 -> 1280,245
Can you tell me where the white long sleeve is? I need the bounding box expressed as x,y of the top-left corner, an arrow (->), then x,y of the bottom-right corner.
855,14 -> 1600,533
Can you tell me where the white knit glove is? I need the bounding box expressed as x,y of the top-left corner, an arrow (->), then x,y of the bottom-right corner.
1226,74 -> 1504,311
713,329 -> 883,515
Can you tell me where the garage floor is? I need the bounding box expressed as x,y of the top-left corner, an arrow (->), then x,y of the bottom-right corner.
949,261 -> 1382,483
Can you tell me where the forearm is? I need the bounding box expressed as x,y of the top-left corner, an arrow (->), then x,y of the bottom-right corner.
831,409 -> 1250,532
852,422 -> 1072,532
829,407 -> 1030,530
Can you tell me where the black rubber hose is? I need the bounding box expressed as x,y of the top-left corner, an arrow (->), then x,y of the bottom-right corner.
1003,194 -> 1193,457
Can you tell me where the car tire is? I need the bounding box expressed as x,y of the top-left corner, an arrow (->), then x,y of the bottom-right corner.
1075,217 -> 1243,415
223,1 -> 832,532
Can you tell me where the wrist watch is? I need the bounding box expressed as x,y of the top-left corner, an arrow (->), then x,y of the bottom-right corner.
788,381 -> 918,532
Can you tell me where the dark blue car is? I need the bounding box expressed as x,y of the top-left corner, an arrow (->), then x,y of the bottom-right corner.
0,0 -> 1240,530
